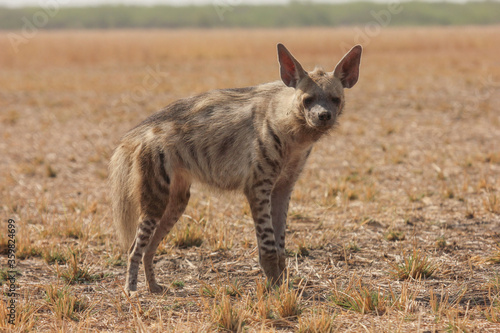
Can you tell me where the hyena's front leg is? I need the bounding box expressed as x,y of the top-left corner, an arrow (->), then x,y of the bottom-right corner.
271,152 -> 310,275
245,179 -> 281,283
271,184 -> 293,274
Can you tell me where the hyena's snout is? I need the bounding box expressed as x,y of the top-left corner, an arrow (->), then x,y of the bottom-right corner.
318,110 -> 332,121
310,105 -> 335,128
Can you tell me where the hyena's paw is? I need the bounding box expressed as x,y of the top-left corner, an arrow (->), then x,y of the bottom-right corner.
147,282 -> 165,294
265,273 -> 283,287
125,287 -> 139,298
278,254 -> 287,274
261,253 -> 282,285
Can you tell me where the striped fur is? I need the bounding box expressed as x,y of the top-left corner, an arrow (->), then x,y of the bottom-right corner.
109,43 -> 362,294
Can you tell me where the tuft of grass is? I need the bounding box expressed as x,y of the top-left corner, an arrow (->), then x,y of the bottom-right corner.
486,246 -> 500,264
225,279 -> 243,297
486,275 -> 500,294
364,183 -> 377,201
0,234 -> 9,255
429,288 -> 451,317
485,152 -> 500,164
65,226 -> 84,240
171,280 -> 185,289
465,205 -> 475,219
385,230 -> 405,242
483,193 -> 500,214
1,109 -> 20,125
344,241 -> 360,253
0,299 -> 36,330
211,293 -> 246,332
390,248 -> 438,280
60,250 -> 102,284
44,285 -> 87,321
485,296 -> 500,323
0,268 -> 20,286
407,191 -> 425,203
207,226 -> 233,252
429,286 -> 466,321
252,279 -> 274,320
171,223 -> 203,249
46,164 -> 57,178
346,189 -> 359,201
325,180 -> 346,200
345,171 -> 361,184
330,278 -> 388,315
297,309 -> 338,333
436,236 -> 448,249
389,283 -> 419,313
443,187 -> 455,199
292,238 -> 311,257
445,307 -> 473,332
106,253 -> 126,267
43,247 -> 68,265
16,244 -> 43,260
200,281 -> 221,298
273,278 -> 303,319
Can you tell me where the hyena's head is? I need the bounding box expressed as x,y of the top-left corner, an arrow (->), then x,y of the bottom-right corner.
277,43 -> 362,132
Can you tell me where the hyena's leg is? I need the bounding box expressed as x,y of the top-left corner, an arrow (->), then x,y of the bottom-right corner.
245,179 -> 281,283
271,185 -> 293,274
126,215 -> 161,294
143,172 -> 191,294
125,148 -> 170,294
271,153 -> 309,275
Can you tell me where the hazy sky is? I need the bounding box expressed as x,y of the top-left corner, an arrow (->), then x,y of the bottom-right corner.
0,0 -> 478,7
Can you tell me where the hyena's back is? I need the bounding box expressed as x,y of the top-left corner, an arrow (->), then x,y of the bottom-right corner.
110,82 -> 288,250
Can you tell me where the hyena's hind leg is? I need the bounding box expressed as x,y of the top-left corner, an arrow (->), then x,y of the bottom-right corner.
143,171 -> 191,294
125,148 -> 171,295
126,215 -> 162,294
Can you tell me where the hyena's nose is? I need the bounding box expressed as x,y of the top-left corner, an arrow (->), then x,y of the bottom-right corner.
318,111 -> 332,121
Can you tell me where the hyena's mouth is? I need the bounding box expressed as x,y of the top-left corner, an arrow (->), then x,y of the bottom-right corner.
307,118 -> 335,133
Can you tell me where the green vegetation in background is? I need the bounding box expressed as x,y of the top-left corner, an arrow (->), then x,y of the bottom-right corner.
0,1 -> 499,29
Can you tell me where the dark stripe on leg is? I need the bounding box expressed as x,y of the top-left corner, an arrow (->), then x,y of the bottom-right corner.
158,151 -> 170,185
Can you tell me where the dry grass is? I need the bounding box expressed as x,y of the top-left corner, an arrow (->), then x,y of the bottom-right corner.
330,277 -> 389,315
297,309 -> 338,333
1,26 -> 499,331
390,248 -> 438,280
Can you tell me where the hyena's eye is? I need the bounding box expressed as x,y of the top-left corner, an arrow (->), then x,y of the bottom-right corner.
302,96 -> 315,109
331,97 -> 341,105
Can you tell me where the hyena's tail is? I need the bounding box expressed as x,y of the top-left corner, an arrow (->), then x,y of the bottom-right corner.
109,146 -> 140,251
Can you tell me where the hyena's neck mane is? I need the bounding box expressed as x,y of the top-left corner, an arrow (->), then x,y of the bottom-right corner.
256,82 -> 330,145
230,81 -> 325,144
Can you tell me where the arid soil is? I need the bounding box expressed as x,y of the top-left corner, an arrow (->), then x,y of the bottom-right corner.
0,27 -> 499,332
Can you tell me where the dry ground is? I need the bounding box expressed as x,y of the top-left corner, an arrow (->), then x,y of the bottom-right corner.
0,26 -> 499,332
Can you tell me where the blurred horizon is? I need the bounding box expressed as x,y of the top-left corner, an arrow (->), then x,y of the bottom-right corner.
1,1 -> 499,29
0,0 -> 496,7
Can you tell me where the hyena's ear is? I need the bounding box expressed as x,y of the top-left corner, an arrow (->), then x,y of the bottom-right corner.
277,43 -> 307,88
333,45 -> 362,89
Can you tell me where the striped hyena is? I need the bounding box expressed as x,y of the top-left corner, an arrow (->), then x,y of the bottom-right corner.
109,43 -> 362,294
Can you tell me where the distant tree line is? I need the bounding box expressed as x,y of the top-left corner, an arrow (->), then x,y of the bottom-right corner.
0,1 -> 499,30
